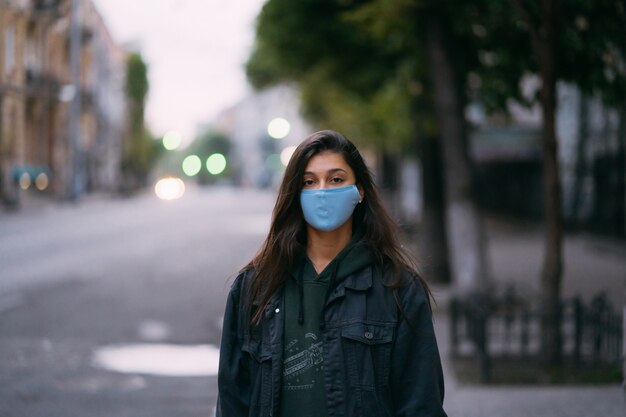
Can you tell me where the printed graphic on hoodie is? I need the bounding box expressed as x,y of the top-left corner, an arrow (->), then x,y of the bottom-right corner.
280,233 -> 371,417
283,333 -> 324,390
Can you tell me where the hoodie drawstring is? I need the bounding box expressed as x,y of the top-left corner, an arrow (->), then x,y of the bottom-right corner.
297,263 -> 305,325
319,260 -> 340,330
297,259 -> 340,329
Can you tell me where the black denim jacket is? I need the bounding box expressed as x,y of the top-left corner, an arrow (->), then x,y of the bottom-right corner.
216,266 -> 447,417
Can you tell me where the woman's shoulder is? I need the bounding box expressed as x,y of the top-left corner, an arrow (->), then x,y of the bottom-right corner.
227,265 -> 257,296
378,261 -> 422,284
377,263 -> 431,303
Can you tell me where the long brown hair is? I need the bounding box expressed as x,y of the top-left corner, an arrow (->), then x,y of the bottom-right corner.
246,130 -> 430,324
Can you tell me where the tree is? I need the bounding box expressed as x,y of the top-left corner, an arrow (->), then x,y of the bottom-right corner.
247,0 -> 455,283
423,3 -> 491,293
248,0 -> 626,368
121,53 -> 160,190
501,0 -> 626,365
379,0 -> 625,366
506,0 -> 563,367
441,0 -> 625,365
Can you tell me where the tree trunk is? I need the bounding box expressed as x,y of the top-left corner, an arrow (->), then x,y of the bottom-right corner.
379,150 -> 401,219
426,9 -> 489,294
618,102 -> 626,394
510,0 -> 564,367
536,0 -> 563,366
618,102 -> 626,236
418,133 -> 450,283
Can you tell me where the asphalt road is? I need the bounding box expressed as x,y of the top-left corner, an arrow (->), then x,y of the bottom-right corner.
0,185 -> 275,417
1,185 -> 624,417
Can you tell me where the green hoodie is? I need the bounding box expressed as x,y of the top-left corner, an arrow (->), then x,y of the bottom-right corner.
279,233 -> 372,417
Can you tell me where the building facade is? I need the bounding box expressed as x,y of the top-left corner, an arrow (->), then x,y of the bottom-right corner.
0,0 -> 126,206
469,80 -> 625,236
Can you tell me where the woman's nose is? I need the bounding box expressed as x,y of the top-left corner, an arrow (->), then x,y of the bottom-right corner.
318,181 -> 328,189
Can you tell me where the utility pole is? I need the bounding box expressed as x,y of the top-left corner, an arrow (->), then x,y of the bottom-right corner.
68,0 -> 82,200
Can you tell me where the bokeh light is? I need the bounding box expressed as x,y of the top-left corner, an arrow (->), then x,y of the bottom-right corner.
182,155 -> 202,176
267,117 -> 290,139
162,130 -> 182,150
206,153 -> 227,175
19,172 -> 31,190
35,173 -> 49,191
154,177 -> 185,200
280,145 -> 297,166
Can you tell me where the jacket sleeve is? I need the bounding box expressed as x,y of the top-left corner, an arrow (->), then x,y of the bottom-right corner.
216,273 -> 251,417
390,278 -> 447,417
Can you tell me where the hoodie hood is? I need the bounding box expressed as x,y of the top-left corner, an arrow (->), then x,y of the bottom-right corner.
324,233 -> 371,283
291,229 -> 371,328
291,228 -> 371,282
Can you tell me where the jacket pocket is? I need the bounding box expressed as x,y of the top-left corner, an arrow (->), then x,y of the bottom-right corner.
341,322 -> 394,389
242,335 -> 272,363
242,335 -> 272,407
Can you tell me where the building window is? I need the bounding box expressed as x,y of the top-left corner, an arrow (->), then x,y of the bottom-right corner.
4,24 -> 15,74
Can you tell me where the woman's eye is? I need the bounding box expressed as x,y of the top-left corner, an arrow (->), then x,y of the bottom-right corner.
303,179 -> 314,186
330,177 -> 344,184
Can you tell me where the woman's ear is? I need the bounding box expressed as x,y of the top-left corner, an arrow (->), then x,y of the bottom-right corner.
357,185 -> 364,203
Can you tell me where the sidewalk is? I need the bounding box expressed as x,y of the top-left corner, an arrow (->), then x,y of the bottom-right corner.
430,216 -> 626,417
483,215 -> 626,308
432,309 -> 624,417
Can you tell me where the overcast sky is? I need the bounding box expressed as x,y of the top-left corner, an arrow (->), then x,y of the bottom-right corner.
93,0 -> 266,145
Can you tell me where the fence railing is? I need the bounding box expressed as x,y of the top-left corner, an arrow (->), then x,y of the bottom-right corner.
450,291 -> 623,382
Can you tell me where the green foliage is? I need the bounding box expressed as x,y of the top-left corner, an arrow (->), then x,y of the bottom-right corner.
125,53 -> 149,132
299,67 -> 413,151
246,0 -> 413,149
125,53 -> 149,106
247,0 -> 625,142
463,0 -> 626,110
121,128 -> 162,178
553,0 -> 625,105
250,0 -> 397,94
121,53 -> 160,187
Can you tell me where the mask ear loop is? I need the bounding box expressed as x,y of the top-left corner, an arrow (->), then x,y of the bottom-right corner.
356,183 -> 363,203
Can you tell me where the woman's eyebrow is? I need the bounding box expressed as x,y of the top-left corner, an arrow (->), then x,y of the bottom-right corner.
303,168 -> 347,176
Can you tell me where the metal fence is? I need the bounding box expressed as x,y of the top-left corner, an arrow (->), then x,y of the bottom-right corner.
450,291 -> 623,382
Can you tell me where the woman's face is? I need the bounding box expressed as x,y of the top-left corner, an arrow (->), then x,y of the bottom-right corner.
302,151 -> 357,190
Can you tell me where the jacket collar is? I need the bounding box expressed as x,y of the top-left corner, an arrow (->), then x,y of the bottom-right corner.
326,265 -> 373,305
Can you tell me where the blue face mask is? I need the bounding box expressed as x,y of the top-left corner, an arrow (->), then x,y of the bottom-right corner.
300,185 -> 361,232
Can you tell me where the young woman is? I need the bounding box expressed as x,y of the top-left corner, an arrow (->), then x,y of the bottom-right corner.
217,130 -> 447,417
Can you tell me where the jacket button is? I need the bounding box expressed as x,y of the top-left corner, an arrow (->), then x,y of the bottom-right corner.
364,331 -> 373,340
275,308 -> 280,313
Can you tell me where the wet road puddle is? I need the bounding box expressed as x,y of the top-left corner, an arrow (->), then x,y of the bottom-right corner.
92,343 -> 220,377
